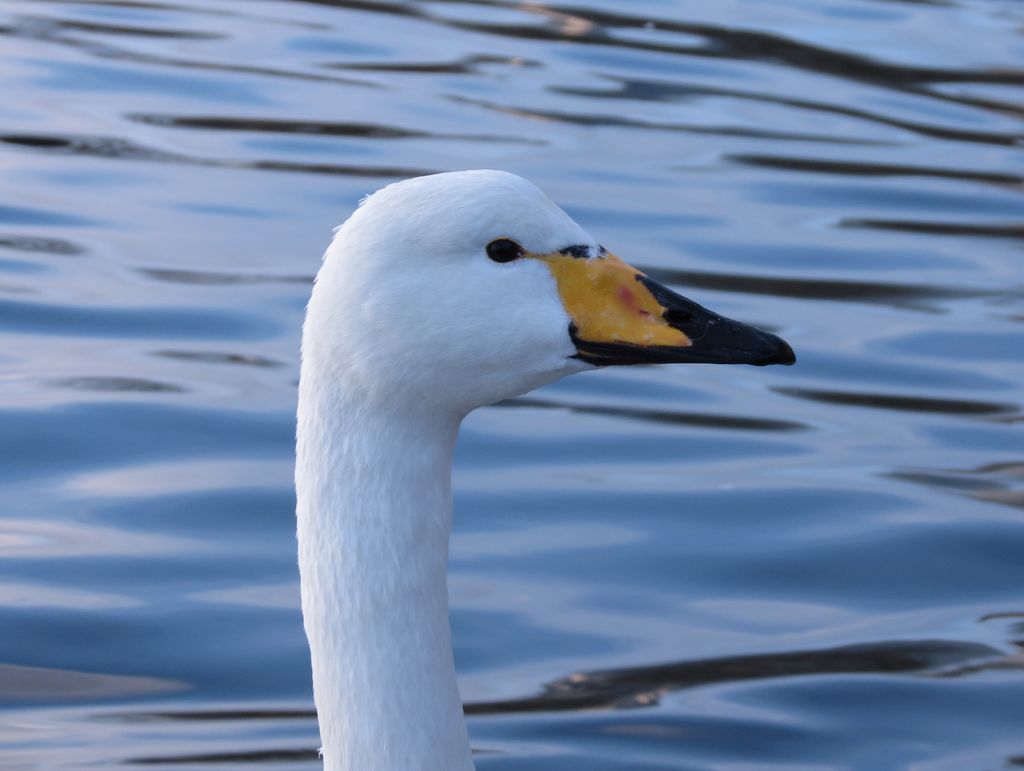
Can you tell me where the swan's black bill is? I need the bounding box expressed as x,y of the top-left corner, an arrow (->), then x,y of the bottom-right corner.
572,275 -> 796,368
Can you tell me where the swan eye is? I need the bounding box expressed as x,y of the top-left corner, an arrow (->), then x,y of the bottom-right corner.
486,238 -> 523,263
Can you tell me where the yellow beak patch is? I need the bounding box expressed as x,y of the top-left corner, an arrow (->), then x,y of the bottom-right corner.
533,250 -> 691,349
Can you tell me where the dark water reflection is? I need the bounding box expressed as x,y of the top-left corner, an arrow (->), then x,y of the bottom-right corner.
1,0 -> 1023,768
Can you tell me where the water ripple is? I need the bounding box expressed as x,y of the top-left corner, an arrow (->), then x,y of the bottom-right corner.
0,132 -> 434,178
465,638 -> 1002,715
729,153 -> 1024,187
840,218 -> 1024,239
775,386 -> 1019,417
556,77 -> 1024,147
500,396 -> 807,432
448,94 -> 892,145
2,0 -> 1023,767
128,112 -> 546,145
642,265 -> 988,310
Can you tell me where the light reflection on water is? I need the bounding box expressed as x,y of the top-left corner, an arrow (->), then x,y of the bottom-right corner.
1,0 -> 1023,768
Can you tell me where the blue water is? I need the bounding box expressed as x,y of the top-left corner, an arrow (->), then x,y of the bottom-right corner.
1,0 -> 1023,768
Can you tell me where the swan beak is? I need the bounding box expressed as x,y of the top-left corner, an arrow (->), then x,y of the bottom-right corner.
540,250 -> 795,367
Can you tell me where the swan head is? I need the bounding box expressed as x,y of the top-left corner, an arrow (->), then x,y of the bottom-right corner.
307,170 -> 794,417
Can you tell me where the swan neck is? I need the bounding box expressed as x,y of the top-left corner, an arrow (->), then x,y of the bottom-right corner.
296,381 -> 472,771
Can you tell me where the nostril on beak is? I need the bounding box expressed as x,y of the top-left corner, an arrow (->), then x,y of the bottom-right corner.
664,309 -> 694,327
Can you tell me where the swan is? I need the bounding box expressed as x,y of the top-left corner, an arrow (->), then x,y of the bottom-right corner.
296,169 -> 795,771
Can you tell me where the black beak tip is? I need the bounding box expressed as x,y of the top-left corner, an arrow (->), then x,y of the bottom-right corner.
758,334 -> 796,366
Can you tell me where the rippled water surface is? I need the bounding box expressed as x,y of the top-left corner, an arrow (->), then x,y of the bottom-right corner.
2,0 -> 1024,768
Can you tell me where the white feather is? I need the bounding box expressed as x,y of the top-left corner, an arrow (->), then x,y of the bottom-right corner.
297,171 -> 594,770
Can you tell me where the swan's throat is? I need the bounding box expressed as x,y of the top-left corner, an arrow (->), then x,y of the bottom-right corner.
296,385 -> 473,771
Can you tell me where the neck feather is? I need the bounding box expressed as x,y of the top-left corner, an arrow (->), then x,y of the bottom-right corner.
296,362 -> 473,771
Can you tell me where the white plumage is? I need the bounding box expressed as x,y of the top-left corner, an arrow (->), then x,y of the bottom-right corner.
296,170 -> 793,770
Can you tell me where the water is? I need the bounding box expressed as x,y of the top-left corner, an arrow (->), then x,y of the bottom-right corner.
1,0 -> 1023,768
